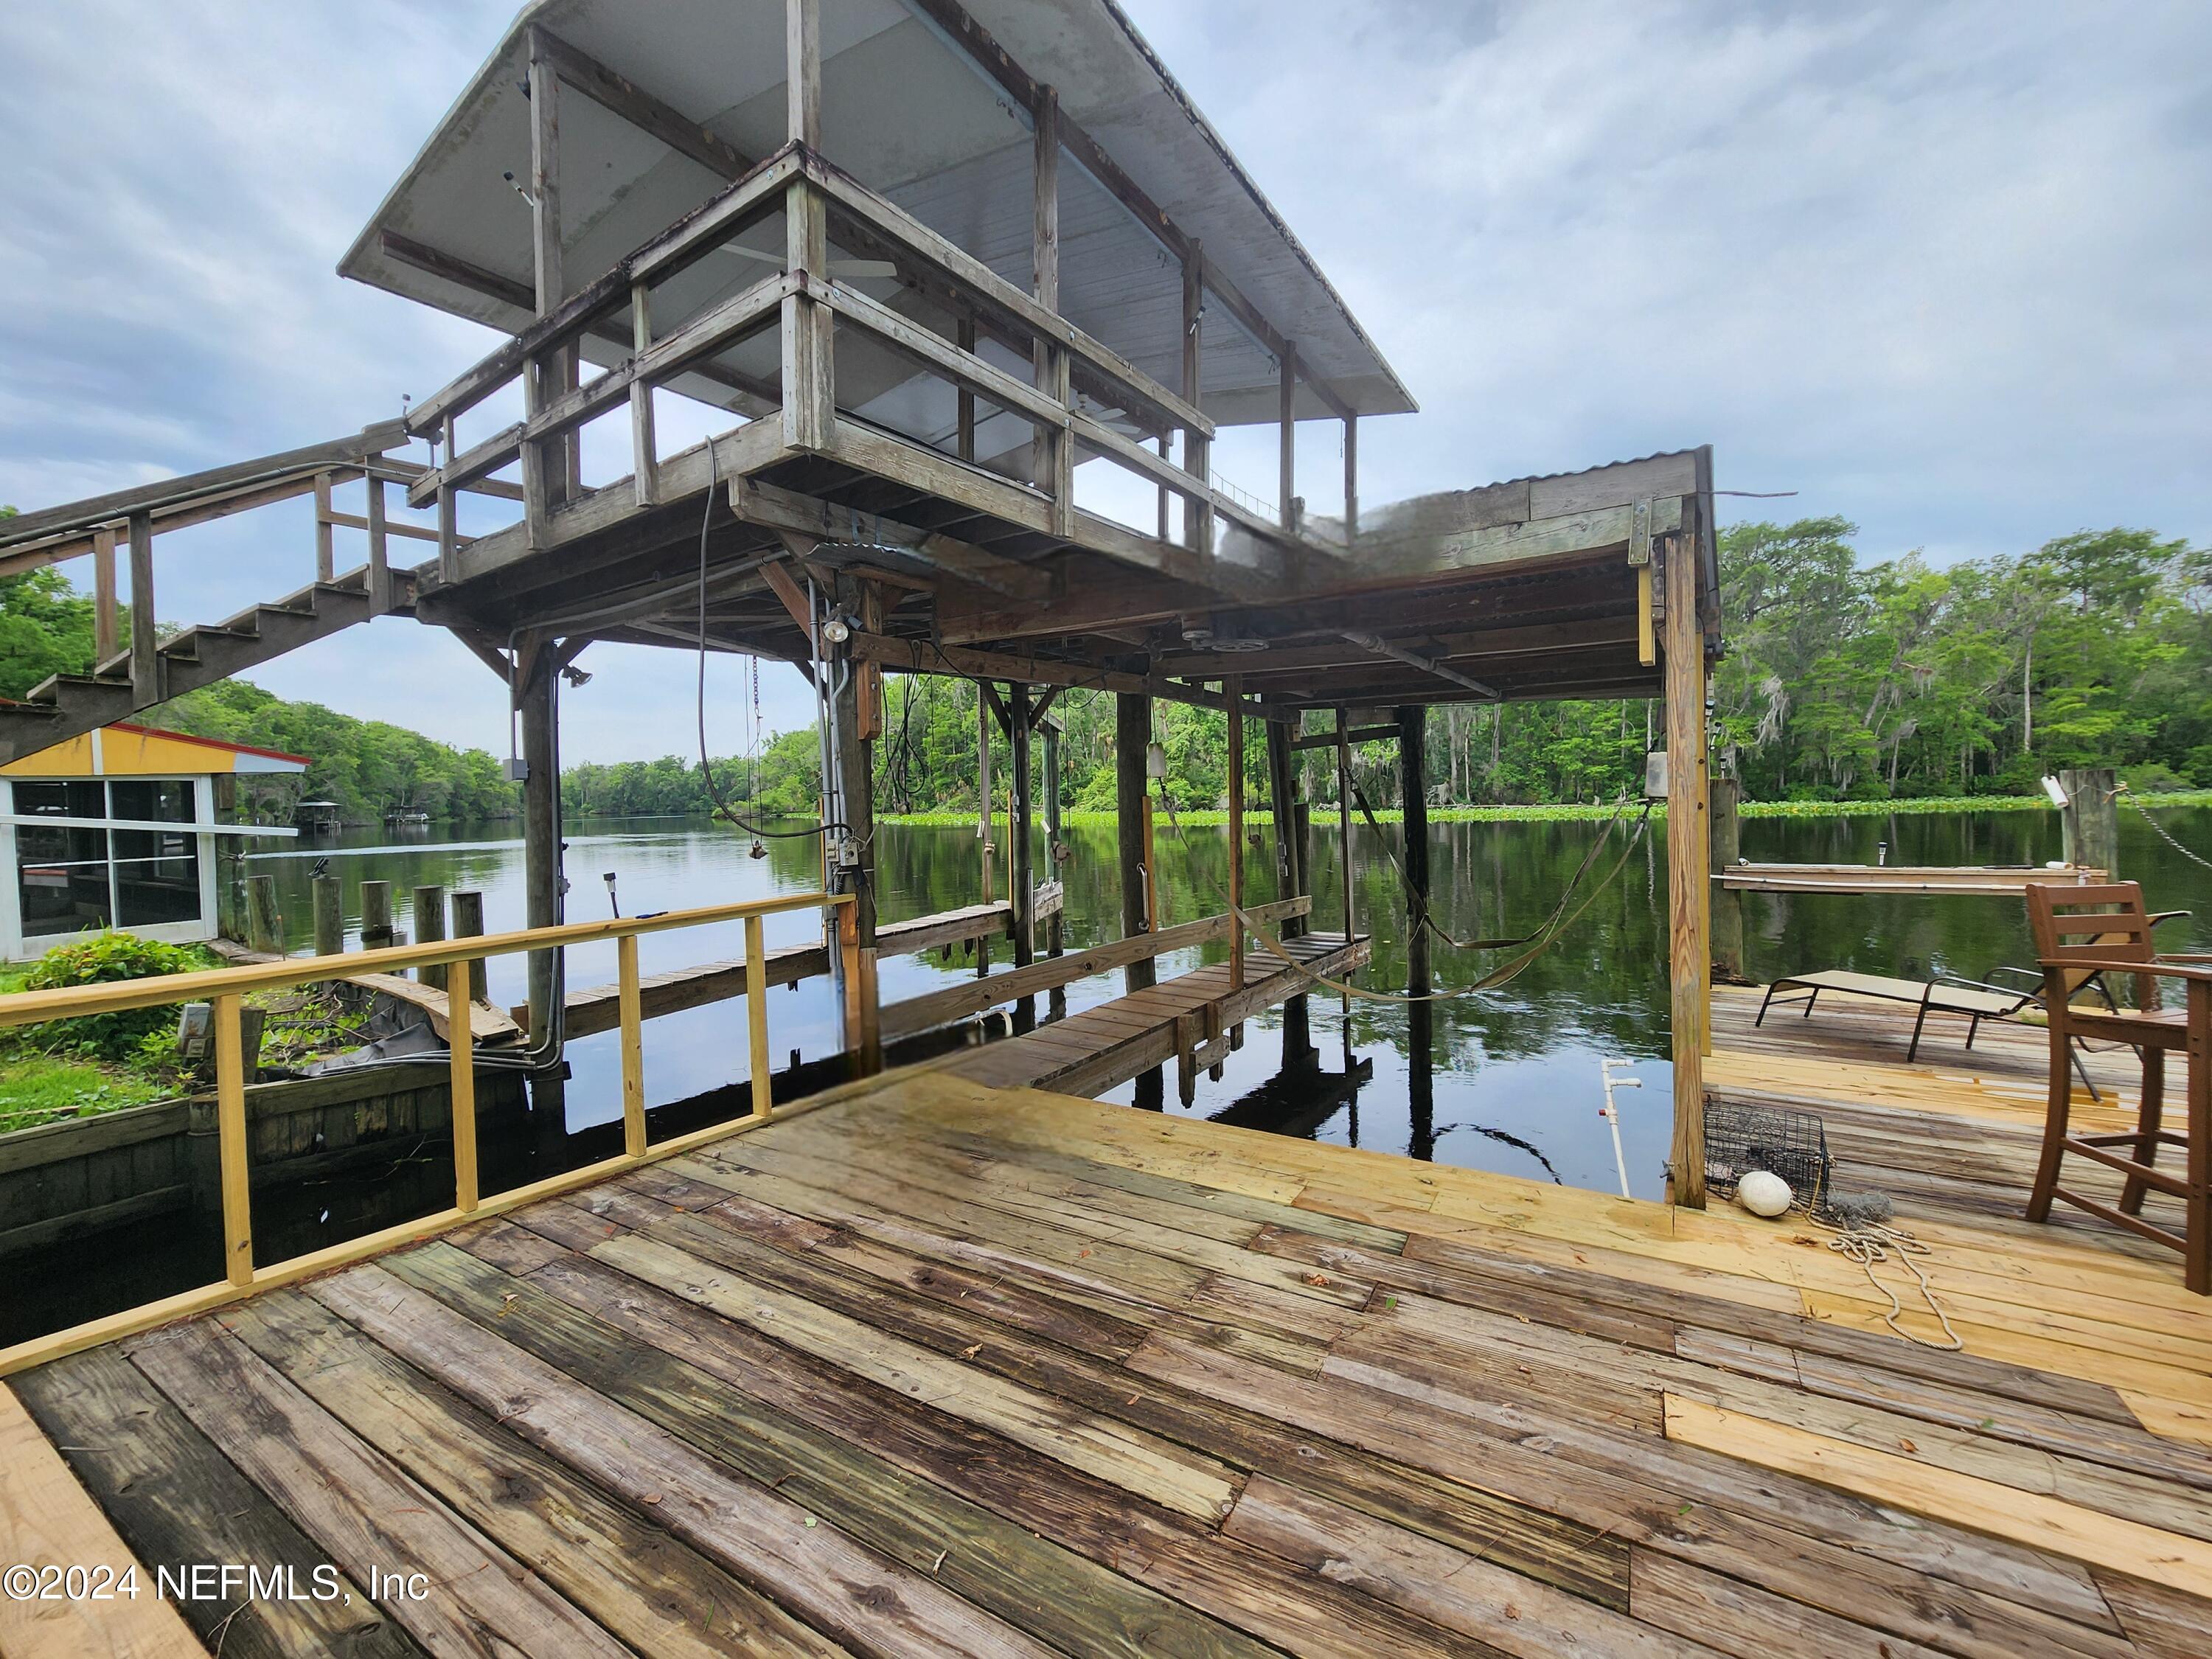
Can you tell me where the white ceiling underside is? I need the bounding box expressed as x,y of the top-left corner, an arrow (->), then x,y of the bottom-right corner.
340,0 -> 1413,445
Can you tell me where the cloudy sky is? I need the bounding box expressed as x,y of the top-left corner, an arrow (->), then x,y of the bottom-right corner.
2,1 -> 2205,763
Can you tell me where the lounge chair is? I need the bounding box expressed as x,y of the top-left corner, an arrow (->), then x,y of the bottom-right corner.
1756,967 -> 2106,1096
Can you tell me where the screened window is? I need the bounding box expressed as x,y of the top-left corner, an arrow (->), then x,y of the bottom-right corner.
11,779 -> 203,938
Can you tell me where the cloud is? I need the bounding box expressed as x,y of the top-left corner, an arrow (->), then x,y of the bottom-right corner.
1,0 -> 2205,762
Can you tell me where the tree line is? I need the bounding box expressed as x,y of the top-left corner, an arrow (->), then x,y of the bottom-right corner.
4,506 -> 2203,821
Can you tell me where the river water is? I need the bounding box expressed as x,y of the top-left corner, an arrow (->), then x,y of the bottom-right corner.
246,802 -> 2212,1203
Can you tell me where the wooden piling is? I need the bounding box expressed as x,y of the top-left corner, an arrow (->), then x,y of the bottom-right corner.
414,884 -> 447,992
451,891 -> 487,1004
1043,714 -> 1066,1019
517,643 -> 563,1054
1710,776 -> 1745,983
1226,678 -> 1245,994
1266,716 -> 1312,1068
832,570 -> 881,1075
311,874 -> 344,957
359,880 -> 394,950
1397,706 -> 1430,1001
2059,767 -> 2119,877
246,875 -> 282,956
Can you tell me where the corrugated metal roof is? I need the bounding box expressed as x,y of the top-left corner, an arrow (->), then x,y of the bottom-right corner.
338,0 -> 1412,430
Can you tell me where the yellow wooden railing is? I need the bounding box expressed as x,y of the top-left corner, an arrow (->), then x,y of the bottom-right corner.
0,891 -> 850,1376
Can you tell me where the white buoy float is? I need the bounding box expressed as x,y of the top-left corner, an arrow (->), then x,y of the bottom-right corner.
1736,1169 -> 1793,1217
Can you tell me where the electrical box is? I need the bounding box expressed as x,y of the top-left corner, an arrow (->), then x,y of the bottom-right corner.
836,836 -> 862,867
503,757 -> 529,782
1644,751 -> 1669,799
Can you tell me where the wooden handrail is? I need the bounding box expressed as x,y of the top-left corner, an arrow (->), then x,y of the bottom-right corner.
0,889 -> 849,1375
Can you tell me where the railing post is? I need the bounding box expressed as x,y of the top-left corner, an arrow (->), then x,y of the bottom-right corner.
92,524 -> 120,664
213,992 -> 254,1287
437,415 -> 459,583
1032,85 -> 1073,537
313,471 -> 335,582
364,467 -> 392,611
745,914 -> 773,1119
630,279 -> 658,507
1180,243 -> 1211,558
450,950 -> 479,1211
128,509 -> 159,704
617,932 -> 646,1156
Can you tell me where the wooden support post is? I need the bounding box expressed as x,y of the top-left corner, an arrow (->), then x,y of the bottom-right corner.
127,509 -> 158,705
976,682 -> 995,899
1711,775 -> 1745,984
782,0 -> 832,453
364,470 -> 392,611
311,873 -> 344,956
1043,714 -> 1066,1018
630,280 -> 658,507
1227,678 -> 1245,992
2059,767 -> 2120,877
1265,716 -> 1313,1068
1180,242 -> 1211,557
745,914 -> 774,1119
313,472 -> 335,582
213,992 -> 253,1286
1343,412 -> 1358,548
1031,86 -> 1073,535
451,890 -> 487,1004
517,644 -> 563,1046
1278,347 -> 1297,532
1336,711 -> 1354,949
832,571 -> 880,1074
1116,692 -> 1162,1108
616,933 -> 646,1157
1009,682 -> 1036,1033
92,525 -> 119,663
414,884 -> 447,990
1663,529 -> 1710,1208
1397,704 -> 1430,1001
247,874 -> 282,956
437,415 -> 460,583
359,880 -> 394,950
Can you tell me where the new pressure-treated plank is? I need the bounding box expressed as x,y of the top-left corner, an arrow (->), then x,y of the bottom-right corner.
313,1259 -> 1060,1659
12,1349 -> 421,1659
0,1382 -> 204,1659
1663,1395 -> 2212,1599
122,1318 -> 633,1659
216,1291 -> 852,1659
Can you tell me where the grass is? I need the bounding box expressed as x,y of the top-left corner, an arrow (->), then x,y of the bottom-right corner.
877,789 -> 2212,827
0,1054 -> 169,1135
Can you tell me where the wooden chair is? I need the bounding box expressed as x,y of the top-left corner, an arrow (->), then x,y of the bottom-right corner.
2025,881 -> 2211,1293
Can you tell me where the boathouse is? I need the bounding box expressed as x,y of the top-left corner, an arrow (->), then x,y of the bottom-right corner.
0,4 -> 2204,1656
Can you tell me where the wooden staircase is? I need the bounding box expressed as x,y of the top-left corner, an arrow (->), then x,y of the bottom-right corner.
0,562 -> 421,763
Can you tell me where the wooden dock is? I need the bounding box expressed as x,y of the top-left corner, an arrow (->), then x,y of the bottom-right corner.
946,931 -> 1366,1096
7,979 -> 2212,1657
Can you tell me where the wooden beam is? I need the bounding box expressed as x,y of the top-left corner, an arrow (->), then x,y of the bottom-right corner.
1663,529 -> 1708,1208
1279,345 -> 1297,532
729,476 -> 1049,600
1182,242 -> 1211,558
1032,86 -> 1072,537
525,26 -> 569,518
846,630 -> 1251,714
533,28 -> 753,182
1293,724 -> 1396,750
1343,411 -> 1358,546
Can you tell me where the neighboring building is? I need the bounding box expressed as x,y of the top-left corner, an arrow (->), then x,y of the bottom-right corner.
0,723 -> 307,959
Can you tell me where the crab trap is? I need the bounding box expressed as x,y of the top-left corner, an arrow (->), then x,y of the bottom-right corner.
1703,1099 -> 1832,1211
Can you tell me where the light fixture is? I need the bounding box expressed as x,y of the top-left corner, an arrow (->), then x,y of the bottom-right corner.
1145,741 -> 1168,780
2040,775 -> 2070,808
819,613 -> 852,646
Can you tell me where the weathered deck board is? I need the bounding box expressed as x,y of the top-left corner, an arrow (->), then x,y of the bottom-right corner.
9,977 -> 2212,1656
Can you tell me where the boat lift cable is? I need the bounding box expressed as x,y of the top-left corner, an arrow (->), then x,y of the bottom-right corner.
693,445 -> 849,841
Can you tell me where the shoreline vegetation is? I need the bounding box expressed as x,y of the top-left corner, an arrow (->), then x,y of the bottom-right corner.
861,789 -> 2212,829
